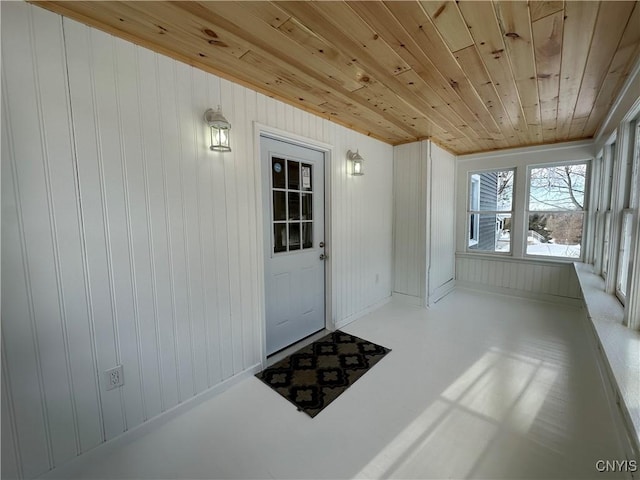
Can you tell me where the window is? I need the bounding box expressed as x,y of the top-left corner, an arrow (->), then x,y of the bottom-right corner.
614,120 -> 639,303
469,175 -> 480,246
526,162 -> 588,259
602,212 -> 612,278
467,169 -> 514,253
616,211 -> 634,301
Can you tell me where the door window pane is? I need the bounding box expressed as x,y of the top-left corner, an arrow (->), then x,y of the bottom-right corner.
288,160 -> 300,190
302,193 -> 312,220
288,192 -> 300,220
272,158 -> 285,189
273,191 -> 286,221
302,223 -> 313,249
302,164 -> 312,191
274,224 -> 286,253
289,223 -> 300,251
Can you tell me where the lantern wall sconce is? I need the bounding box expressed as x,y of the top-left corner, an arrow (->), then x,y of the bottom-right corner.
204,106 -> 231,152
347,149 -> 364,176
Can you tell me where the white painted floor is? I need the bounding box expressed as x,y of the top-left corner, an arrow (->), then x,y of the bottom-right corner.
44,289 -> 627,479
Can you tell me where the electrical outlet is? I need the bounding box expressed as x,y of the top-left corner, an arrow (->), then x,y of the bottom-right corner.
105,365 -> 124,391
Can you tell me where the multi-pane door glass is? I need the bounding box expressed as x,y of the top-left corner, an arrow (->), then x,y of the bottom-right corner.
272,157 -> 313,254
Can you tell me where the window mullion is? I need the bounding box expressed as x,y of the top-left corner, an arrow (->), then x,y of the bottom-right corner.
512,165 -> 527,257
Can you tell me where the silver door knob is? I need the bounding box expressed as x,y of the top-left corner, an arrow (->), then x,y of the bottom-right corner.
319,253 -> 328,260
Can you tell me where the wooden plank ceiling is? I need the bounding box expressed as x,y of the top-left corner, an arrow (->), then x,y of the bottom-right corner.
31,1 -> 640,154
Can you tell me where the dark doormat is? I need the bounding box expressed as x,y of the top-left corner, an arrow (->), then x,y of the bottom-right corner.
255,330 -> 391,417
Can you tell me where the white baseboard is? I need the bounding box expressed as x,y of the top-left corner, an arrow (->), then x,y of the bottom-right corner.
38,364 -> 261,479
335,295 -> 392,329
428,279 -> 456,306
455,280 -> 583,307
390,291 -> 424,306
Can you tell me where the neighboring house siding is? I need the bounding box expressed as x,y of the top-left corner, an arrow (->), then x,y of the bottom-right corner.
470,172 -> 498,250
478,172 -> 498,250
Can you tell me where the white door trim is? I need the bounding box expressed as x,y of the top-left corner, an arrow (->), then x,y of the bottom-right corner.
252,122 -> 334,368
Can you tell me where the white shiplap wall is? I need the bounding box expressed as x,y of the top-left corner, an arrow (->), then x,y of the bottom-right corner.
456,256 -> 582,301
392,141 -> 456,305
427,143 -> 456,303
392,141 -> 427,301
0,3 -> 393,479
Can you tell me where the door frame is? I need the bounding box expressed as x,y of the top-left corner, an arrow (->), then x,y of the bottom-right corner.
253,122 -> 334,367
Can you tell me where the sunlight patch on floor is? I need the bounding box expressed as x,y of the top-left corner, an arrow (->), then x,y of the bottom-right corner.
356,347 -> 558,478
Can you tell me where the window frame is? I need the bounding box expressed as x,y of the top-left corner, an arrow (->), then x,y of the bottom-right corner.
466,168 -> 515,255
614,120 -> 640,304
469,174 -> 480,246
524,160 -> 590,262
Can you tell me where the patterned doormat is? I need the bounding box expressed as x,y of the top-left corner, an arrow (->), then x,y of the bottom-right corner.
255,330 -> 391,417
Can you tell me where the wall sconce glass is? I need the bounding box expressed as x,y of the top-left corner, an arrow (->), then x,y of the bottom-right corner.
347,149 -> 364,176
204,106 -> 231,152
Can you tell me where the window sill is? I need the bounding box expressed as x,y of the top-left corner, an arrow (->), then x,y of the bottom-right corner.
573,262 -> 640,454
456,251 -> 574,266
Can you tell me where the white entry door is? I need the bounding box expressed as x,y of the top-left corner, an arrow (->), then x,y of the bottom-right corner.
261,136 -> 326,355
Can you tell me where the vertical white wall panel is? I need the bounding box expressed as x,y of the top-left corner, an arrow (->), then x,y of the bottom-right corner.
1,354 -> 20,480
391,140 -> 457,305
428,144 -> 456,298
1,3 -> 394,478
392,142 -> 425,299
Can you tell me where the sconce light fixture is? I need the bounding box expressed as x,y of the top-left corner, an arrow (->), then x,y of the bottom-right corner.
347,149 -> 364,176
204,106 -> 231,152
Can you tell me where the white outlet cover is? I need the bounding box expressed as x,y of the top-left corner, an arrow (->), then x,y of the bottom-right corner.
105,365 -> 124,391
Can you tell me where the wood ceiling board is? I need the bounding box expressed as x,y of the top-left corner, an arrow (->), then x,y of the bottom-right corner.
275,1 -> 474,143
382,2 -> 502,139
583,3 -> 640,137
214,2 -> 369,94
568,116 -> 590,140
27,1 -> 640,155
529,1 -> 565,22
457,1 -> 529,144
573,1 -> 636,120
555,1 -> 600,140
356,70 -> 462,135
348,0 -> 500,140
393,68 -> 491,149
177,1 -> 420,141
276,18 -> 365,92
232,1 -> 290,29
494,1 -> 542,142
118,0 -> 406,145
279,1 -> 412,78
533,10 -> 564,143
29,1 -> 347,133
419,1 -> 474,53
453,45 -> 515,147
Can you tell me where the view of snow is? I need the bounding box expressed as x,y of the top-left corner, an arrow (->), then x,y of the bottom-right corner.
495,232 -> 581,258
526,242 -> 581,258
